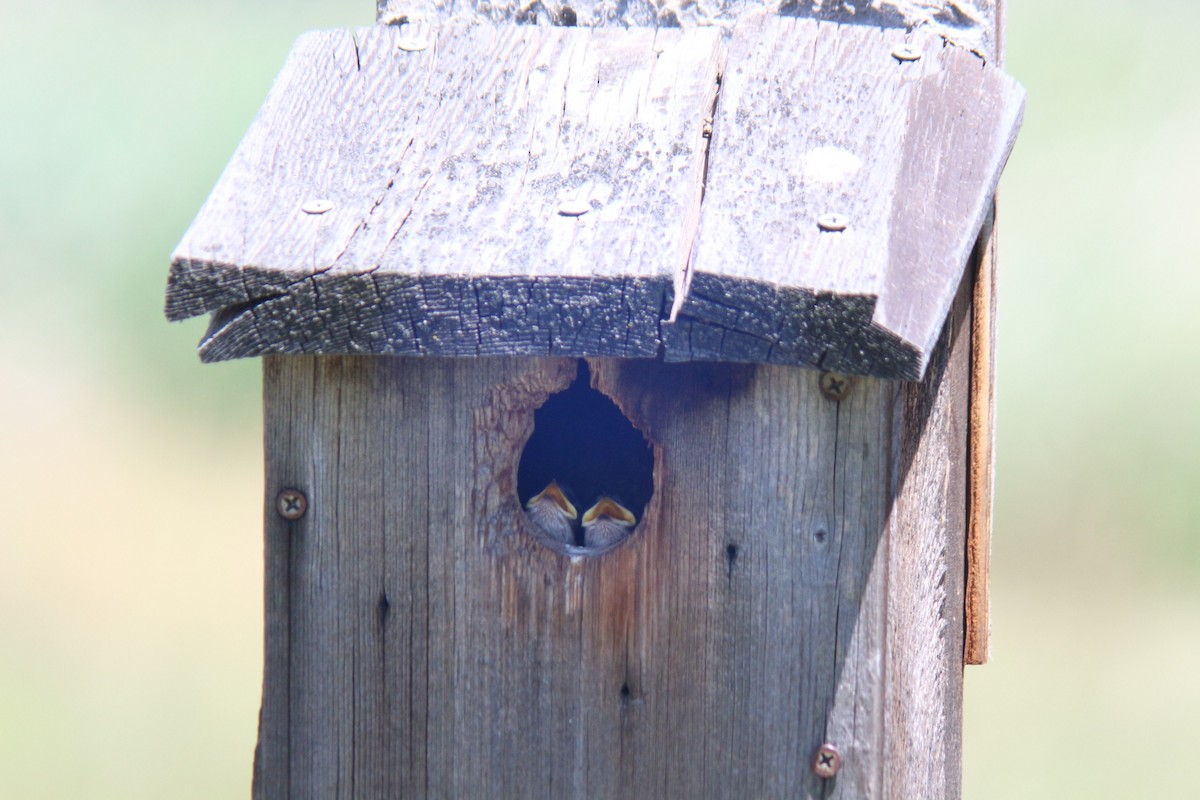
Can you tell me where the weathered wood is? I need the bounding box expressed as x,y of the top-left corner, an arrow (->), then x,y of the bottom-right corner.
964,0 -> 1003,665
965,206 -> 996,665
670,15 -> 1022,379
189,2 -> 1011,795
254,274 -> 970,797
167,15 -> 1023,381
883,255 -> 972,797
168,22 -> 722,362
378,0 -> 1001,60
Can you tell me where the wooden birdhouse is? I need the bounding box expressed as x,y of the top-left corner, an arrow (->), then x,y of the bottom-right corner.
167,1 -> 1023,796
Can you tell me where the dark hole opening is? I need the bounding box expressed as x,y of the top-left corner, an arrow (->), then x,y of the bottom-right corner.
518,360 -> 654,552
376,592 -> 391,628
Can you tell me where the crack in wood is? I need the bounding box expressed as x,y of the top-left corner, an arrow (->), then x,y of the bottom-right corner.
350,28 -> 362,72
672,68 -> 724,325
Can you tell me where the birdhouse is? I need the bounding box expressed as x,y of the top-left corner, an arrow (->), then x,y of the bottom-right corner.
167,2 -> 1023,796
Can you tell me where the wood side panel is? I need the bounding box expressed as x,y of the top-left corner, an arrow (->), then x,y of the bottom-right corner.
883,270 -> 972,798
965,217 -> 996,665
590,359 -> 894,798
257,336 -> 967,796
255,358 -> 307,798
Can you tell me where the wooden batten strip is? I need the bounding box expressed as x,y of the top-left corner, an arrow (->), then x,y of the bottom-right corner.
964,204 -> 997,666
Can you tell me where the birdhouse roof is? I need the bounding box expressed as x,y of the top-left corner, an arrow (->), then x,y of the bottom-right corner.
166,13 -> 1023,380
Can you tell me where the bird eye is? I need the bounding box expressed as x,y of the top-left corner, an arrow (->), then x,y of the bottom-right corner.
517,359 -> 654,554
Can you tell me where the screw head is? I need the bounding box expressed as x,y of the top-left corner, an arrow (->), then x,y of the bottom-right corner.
819,371 -> 852,401
813,743 -> 843,779
892,43 -> 923,62
816,213 -> 848,232
276,489 -> 308,521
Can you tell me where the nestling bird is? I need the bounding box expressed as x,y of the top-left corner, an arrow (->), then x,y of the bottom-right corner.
524,480 -> 578,544
581,497 -> 636,549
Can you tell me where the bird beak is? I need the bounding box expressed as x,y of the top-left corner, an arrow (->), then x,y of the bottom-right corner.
526,481 -> 578,520
581,497 -> 636,528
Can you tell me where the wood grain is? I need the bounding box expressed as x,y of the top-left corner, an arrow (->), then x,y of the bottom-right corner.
378,1 -> 1000,58
671,15 -> 1023,379
965,205 -> 996,665
168,16 -> 1023,381
211,5 -> 1010,797
168,22 -> 722,362
962,0 -> 1003,667
255,295 -> 970,797
883,257 -> 973,798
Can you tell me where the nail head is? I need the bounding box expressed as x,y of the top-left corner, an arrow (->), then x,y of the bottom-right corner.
397,38 -> 429,52
301,200 -> 334,215
817,213 -> 848,232
558,199 -> 592,217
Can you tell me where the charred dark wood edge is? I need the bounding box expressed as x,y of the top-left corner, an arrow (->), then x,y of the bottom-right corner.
665,274 -> 922,380
192,273 -> 673,362
177,262 -> 928,378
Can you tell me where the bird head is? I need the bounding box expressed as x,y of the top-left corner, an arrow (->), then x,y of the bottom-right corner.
526,480 -> 578,520
581,497 -> 636,530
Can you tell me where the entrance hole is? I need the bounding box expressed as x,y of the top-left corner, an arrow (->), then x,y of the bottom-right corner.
518,360 -> 654,553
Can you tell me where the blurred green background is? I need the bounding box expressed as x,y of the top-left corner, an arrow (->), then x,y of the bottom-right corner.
1,0 -> 1196,796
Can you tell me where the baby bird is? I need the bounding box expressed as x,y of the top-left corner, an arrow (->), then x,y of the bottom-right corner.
581,497 -> 637,549
524,481 -> 578,544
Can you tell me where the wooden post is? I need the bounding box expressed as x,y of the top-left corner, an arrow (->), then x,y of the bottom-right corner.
163,2 -> 1021,796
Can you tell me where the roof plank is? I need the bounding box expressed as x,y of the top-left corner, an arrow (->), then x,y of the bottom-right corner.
168,15 -> 1023,379
169,22 -> 723,359
668,16 -> 1024,378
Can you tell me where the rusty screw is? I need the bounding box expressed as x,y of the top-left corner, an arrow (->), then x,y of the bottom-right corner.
812,743 -> 842,779
276,489 -> 308,521
819,371 -> 852,401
